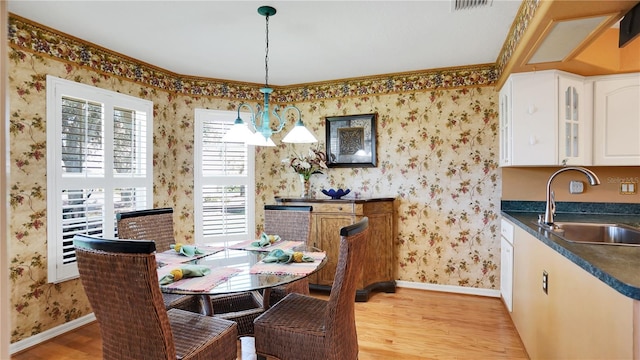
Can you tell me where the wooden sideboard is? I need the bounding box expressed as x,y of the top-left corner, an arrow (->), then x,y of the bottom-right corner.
274,197 -> 396,302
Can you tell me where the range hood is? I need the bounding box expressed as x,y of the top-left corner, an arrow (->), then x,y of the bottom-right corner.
498,0 -> 640,89
527,16 -> 609,64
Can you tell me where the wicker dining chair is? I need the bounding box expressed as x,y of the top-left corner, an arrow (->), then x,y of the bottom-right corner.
253,217 -> 369,360
116,208 -> 200,312
262,205 -> 313,309
73,234 -> 238,360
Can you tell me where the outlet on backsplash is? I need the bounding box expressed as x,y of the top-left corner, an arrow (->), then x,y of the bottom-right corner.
620,182 -> 637,195
569,180 -> 584,194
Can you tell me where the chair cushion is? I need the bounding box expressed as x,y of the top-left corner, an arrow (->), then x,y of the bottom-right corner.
254,293 -> 328,358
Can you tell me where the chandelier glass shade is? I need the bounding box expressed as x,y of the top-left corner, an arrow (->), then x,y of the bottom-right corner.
222,6 -> 317,146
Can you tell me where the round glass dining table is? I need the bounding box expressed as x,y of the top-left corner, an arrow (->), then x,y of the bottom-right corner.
158,243 -> 327,315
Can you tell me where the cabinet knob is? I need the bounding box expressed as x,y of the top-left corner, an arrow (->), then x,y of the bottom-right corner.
529,136 -> 537,145
527,104 -> 537,114
338,207 -> 343,211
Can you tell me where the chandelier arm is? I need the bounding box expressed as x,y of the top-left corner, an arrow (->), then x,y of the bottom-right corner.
280,105 -> 302,120
278,105 -> 303,131
237,103 -> 258,132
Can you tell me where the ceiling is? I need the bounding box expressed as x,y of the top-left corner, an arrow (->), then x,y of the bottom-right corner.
8,0 -> 523,86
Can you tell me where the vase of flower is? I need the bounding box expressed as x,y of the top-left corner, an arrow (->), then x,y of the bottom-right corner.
299,174 -> 311,198
287,147 -> 328,199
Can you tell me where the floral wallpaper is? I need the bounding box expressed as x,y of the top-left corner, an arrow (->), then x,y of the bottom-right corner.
6,47 -> 179,343
5,2 -> 539,342
259,90 -> 501,288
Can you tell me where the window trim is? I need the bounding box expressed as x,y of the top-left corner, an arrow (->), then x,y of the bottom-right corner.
194,109 -> 255,246
46,75 -> 153,283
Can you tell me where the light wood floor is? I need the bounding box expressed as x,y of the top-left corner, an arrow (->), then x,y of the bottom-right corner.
11,288 -> 528,360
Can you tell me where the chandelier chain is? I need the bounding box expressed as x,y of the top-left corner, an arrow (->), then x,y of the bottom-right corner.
264,14 -> 270,86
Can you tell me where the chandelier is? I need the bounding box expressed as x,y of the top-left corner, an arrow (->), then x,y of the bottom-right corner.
222,6 -> 317,147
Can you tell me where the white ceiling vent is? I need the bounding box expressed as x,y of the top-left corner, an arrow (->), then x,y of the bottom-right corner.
451,0 -> 493,11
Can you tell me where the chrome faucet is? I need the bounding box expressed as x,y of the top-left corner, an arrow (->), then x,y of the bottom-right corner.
542,167 -> 601,226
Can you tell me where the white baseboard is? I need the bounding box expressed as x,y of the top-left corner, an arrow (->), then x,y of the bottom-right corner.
10,313 -> 96,355
396,280 -> 501,298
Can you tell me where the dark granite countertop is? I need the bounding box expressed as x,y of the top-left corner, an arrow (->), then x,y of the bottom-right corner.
501,202 -> 640,300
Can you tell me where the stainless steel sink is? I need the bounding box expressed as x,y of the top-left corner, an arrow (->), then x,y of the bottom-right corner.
539,222 -> 640,246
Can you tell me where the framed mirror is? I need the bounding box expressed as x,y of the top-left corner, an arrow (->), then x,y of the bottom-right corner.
325,113 -> 377,167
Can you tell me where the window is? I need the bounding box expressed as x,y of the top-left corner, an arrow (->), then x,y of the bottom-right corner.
46,75 -> 153,283
194,109 -> 255,247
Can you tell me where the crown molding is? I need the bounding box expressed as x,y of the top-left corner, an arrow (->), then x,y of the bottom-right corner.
9,14 -> 504,102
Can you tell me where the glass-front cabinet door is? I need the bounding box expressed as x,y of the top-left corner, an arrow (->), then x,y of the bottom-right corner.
558,76 -> 589,165
564,84 -> 579,160
499,78 -> 512,167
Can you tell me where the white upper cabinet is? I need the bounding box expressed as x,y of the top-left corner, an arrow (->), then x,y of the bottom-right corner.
499,70 -> 589,166
592,73 -> 640,165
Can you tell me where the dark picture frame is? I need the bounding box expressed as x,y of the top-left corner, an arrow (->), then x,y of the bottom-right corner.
325,113 -> 377,167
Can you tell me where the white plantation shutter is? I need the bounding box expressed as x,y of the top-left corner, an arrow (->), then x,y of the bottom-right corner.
195,109 -> 255,245
47,76 -> 153,282
113,107 -> 149,177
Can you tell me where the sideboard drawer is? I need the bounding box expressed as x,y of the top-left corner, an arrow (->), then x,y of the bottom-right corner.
309,203 -> 355,214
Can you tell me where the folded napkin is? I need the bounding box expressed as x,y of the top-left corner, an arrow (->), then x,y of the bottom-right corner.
227,239 -> 304,252
159,264 -> 211,285
250,251 -> 326,276
170,243 -> 205,257
262,249 -> 314,264
251,232 -> 281,248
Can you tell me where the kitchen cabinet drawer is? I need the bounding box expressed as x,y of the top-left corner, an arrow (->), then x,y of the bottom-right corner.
500,218 -> 514,244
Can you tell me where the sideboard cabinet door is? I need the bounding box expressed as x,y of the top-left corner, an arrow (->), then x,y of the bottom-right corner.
312,209 -> 356,287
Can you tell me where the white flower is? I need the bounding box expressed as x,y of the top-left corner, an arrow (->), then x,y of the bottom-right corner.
287,147 -> 327,178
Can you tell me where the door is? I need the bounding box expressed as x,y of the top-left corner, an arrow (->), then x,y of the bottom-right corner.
312,213 -> 355,286
593,74 -> 640,165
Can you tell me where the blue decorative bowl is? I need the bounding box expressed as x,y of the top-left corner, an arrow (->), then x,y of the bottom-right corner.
321,188 -> 351,199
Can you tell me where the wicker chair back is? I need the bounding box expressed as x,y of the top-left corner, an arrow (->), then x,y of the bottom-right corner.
253,217 -> 369,360
116,208 -> 175,252
73,234 -> 238,360
323,217 -> 369,359
263,205 -> 313,242
116,208 -> 199,312
262,205 -> 314,307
